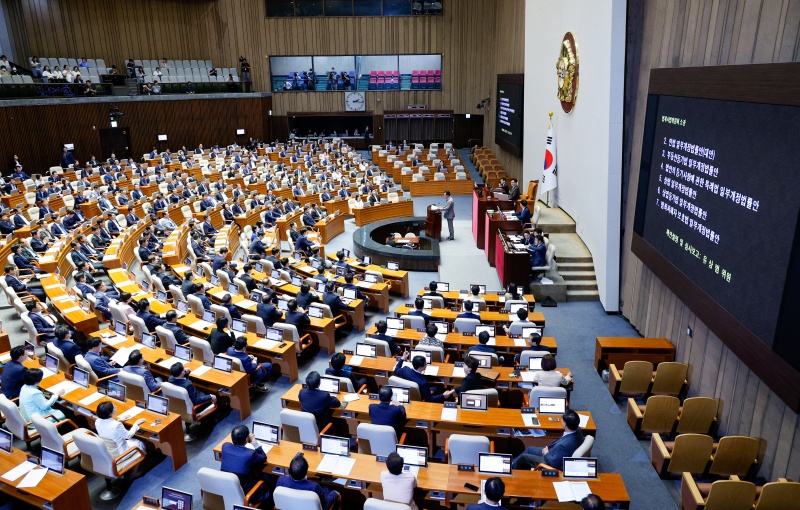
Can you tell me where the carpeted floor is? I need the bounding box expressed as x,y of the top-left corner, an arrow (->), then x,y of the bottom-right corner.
0,149 -> 679,510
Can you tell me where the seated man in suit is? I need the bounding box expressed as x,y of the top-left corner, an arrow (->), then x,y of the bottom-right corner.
135,298 -> 167,333
52,325 -> 82,365
295,283 -> 319,310
528,235 -> 547,276
369,385 -> 406,436
299,371 -> 341,430
163,310 -> 190,345
511,410 -> 583,470
207,316 -> 236,355
467,330 -> 496,356
514,199 -> 532,225
334,251 -> 350,271
168,362 -> 216,409
84,337 -> 121,382
25,300 -> 56,342
123,350 -> 162,393
340,272 -> 366,301
321,281 -> 346,316
466,477 -> 507,510
202,214 -> 218,237
6,263 -> 46,301
371,320 -> 401,355
276,453 -> 340,510
507,308 -> 533,335
508,178 -> 520,201
443,356 -> 485,400
227,337 -> 271,392
408,297 -> 430,326
423,281 -> 444,299
192,283 -> 213,311
284,298 -> 310,336
294,227 -> 316,255
12,244 -> 40,274
0,345 -> 28,399
325,352 -> 367,393
457,300 -> 481,320
392,352 -> 444,403
255,293 -> 283,328
221,425 -> 270,504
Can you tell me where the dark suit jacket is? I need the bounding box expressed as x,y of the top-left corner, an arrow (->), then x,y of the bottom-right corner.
164,322 -> 189,345
167,376 -> 212,405
453,371 -> 485,396
408,309 -> 430,326
1,359 -> 26,398
221,442 -> 267,494
284,310 -> 310,334
53,339 -> 82,364
296,291 -> 318,310
393,359 -> 444,402
457,311 -> 481,320
255,303 -> 282,327
322,292 -> 346,318
369,401 -> 406,436
299,387 -> 340,430
207,328 -> 236,354
276,475 -> 337,510
542,430 -> 585,469
371,333 -> 400,355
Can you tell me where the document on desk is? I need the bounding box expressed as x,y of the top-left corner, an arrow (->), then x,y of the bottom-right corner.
578,414 -> 590,428
1,460 -> 38,482
521,414 -> 541,427
316,455 -> 355,476
104,335 -> 128,346
110,346 -> 135,366
451,366 -> 466,378
441,407 -> 458,421
424,365 -> 439,376
191,365 -> 212,377
520,371 -> 537,382
189,320 -> 214,331
47,380 -> 81,396
238,299 -> 256,308
0,352 -> 10,363
17,466 -> 49,488
254,339 -> 280,350
62,306 -> 83,314
79,392 -> 105,406
514,338 -> 527,347
553,481 -> 592,502
348,355 -> 364,366
158,357 -> 181,369
40,367 -> 57,379
117,406 -> 145,421
343,393 -> 360,403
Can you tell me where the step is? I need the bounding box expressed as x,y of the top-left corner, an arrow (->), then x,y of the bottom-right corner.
566,281 -> 598,291
557,262 -> 595,271
559,270 -> 596,281
538,222 -> 576,234
556,255 -> 594,264
567,289 -> 600,301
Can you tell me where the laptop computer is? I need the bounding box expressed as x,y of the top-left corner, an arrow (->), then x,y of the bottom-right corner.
228,283 -> 239,295
522,326 -> 543,338
562,457 -> 599,480
387,261 -> 399,271
319,376 -> 340,396
72,367 -> 89,388
0,428 -> 12,454
308,306 -> 324,319
385,317 -> 404,336
470,352 -> 493,369
421,298 -> 433,310
174,299 -> 189,317
44,353 -> 59,373
341,249 -> 350,258
528,356 -> 544,371
40,446 -> 65,476
233,506 -> 258,510
147,393 -> 169,416
161,487 -> 193,510
320,434 -> 350,456
156,290 -> 168,303
364,273 -> 378,284
474,325 -> 496,339
478,452 -> 512,476
538,396 -> 567,415
436,282 -> 450,292
355,343 -> 377,358
210,275 -> 220,287
213,355 -> 233,373
342,288 -> 357,303
266,327 -> 283,342
291,276 -> 304,286
470,284 -> 487,295
409,349 -> 431,364
141,280 -> 150,292
202,309 -> 217,325
107,381 -> 126,402
335,266 -> 347,277
252,421 -> 280,447
387,386 -> 410,404
254,262 -> 264,273
432,321 -> 448,339
141,332 -> 156,349
231,318 -> 247,334
460,392 -> 488,411
174,343 -> 192,362
249,291 -> 263,303
396,444 -> 427,475
508,302 -> 528,315
316,281 -> 326,293
361,255 -> 372,266
277,298 -> 289,311
311,258 -> 321,269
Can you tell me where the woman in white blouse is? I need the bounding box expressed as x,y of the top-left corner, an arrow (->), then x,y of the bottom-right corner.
41,66 -> 54,82
94,400 -> 147,456
153,67 -> 163,79
51,66 -> 64,80
532,354 -> 573,387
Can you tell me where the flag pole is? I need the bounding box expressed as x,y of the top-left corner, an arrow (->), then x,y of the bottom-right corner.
547,112 -> 553,208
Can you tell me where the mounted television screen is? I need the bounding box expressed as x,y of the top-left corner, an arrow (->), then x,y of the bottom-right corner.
495,74 -> 524,157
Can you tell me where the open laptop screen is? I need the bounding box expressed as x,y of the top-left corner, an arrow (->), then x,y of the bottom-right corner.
387,386 -> 410,404
460,392 -> 488,411
231,318 -> 247,333
147,394 -> 169,416
45,354 -> 58,373
538,397 -> 567,415
308,306 -> 324,319
563,457 -> 598,479
141,332 -> 156,349
385,317 -> 404,331
343,288 -> 357,300
320,434 -> 349,456
213,355 -> 232,373
478,452 -> 512,475
202,309 -> 216,324
174,344 -> 191,361
364,273 -> 378,284
0,428 -> 12,454
362,255 -> 372,265
277,299 -> 289,311
72,367 -> 89,388
436,282 -> 450,292
252,422 -> 279,444
508,302 -> 527,315
176,299 -> 189,313
107,381 -> 126,402
522,326 -> 543,338
266,327 -> 283,342
528,357 -> 544,371
409,349 -> 431,364
474,325 -> 495,338
162,487 -> 193,510
387,261 -> 399,271
319,376 -> 339,394
40,446 -> 65,475
396,444 -> 427,467
470,353 -> 493,369
228,283 -> 239,295
355,343 -> 376,358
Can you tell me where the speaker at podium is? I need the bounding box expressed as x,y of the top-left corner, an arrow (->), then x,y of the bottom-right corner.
426,204 -> 442,239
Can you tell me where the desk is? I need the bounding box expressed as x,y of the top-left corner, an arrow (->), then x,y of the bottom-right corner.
353,200 -> 414,227
316,212 -> 345,244
24,357 -> 188,471
484,211 -> 521,267
40,275 -> 99,335
0,448 -> 91,510
594,337 -> 676,374
208,439 -> 628,507
322,197 -> 352,217
393,305 -> 545,327
407,176 -> 475,197
495,231 -> 531,287
415,289 -> 536,309
325,254 -> 410,298
472,188 -> 516,250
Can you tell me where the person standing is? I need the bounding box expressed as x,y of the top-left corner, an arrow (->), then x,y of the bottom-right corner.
442,190 -> 455,241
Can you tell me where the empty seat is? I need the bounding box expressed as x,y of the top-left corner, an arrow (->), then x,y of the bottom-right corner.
627,395 -> 680,436
651,433 -> 713,478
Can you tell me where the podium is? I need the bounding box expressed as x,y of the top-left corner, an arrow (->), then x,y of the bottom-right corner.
426,205 -> 442,239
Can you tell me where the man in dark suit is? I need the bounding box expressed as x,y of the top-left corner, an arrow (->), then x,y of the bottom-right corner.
221,425 -> 270,504
508,178 -> 520,201
202,215 -> 218,237
457,300 -> 481,320
12,206 -> 29,229
514,199 -> 532,226
321,281 -> 346,317
255,294 -> 283,327
443,356 -> 484,400
180,271 -> 195,298
392,351 -> 444,403
0,212 -> 16,234
53,325 -> 82,365
168,362 -> 216,408
511,410 -> 584,470
25,300 -> 56,342
164,310 -> 190,345
371,320 -> 401,355
369,385 -> 406,436
6,264 -> 45,301
192,284 -> 213,311
12,244 -> 40,274
30,230 -> 49,253
284,299 -> 310,336
136,299 -> 167,333
467,330 -> 496,356
408,297 -> 430,326
466,477 -> 507,510
276,453 -> 340,510
299,371 -> 341,430
325,353 -> 367,392
85,338 -> 121,381
238,263 -> 257,293
295,283 -> 319,310
249,232 -> 269,258
226,337 -> 271,391
207,317 -> 236,354
1,346 -> 28,399
424,281 -> 444,299
340,273 -> 366,301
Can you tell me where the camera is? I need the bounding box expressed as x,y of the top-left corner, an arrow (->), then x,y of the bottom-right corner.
239,56 -> 245,62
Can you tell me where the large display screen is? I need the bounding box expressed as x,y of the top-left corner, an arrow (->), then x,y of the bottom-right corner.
637,95 -> 800,345
495,74 -> 524,157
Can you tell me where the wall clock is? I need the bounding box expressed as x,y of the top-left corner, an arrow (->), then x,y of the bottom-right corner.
345,91 -> 365,111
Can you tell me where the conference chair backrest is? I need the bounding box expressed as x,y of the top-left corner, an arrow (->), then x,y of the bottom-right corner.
155,325 -> 177,352
0,394 -> 30,441
356,423 -> 398,456
676,397 -> 719,434
709,436 -> 760,477
755,480 -> 800,510
703,480 -> 757,510
279,408 -> 319,444
640,395 -> 680,434
197,467 -> 246,509
159,381 -> 195,420
446,434 -> 490,466
519,350 -> 548,367
31,413 -> 67,454
74,354 -> 100,385
650,361 -> 689,396
453,318 -> 480,334
188,337 -> 215,363
572,434 -> 595,458
118,369 -> 149,403
413,344 -> 445,363
45,342 -> 72,373
666,433 -> 713,475
400,314 -> 425,330
274,486 -> 323,510
618,361 -> 654,395
128,314 -> 148,341
466,388 -> 499,407
529,386 -> 567,410
242,313 -> 266,335
363,336 -> 391,357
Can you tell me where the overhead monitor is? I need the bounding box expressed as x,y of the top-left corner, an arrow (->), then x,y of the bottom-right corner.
157,134 -> 168,141
495,73 -> 524,157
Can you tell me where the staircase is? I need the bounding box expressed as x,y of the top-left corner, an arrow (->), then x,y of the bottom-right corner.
124,78 -> 139,96
557,255 -> 599,302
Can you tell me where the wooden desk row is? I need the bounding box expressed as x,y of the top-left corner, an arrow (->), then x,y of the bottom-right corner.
393,304 -> 546,328
0,448 -> 90,510
210,439 -> 630,508
415,289 -> 536,308
325,253 -> 410,298
353,200 -> 415,227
